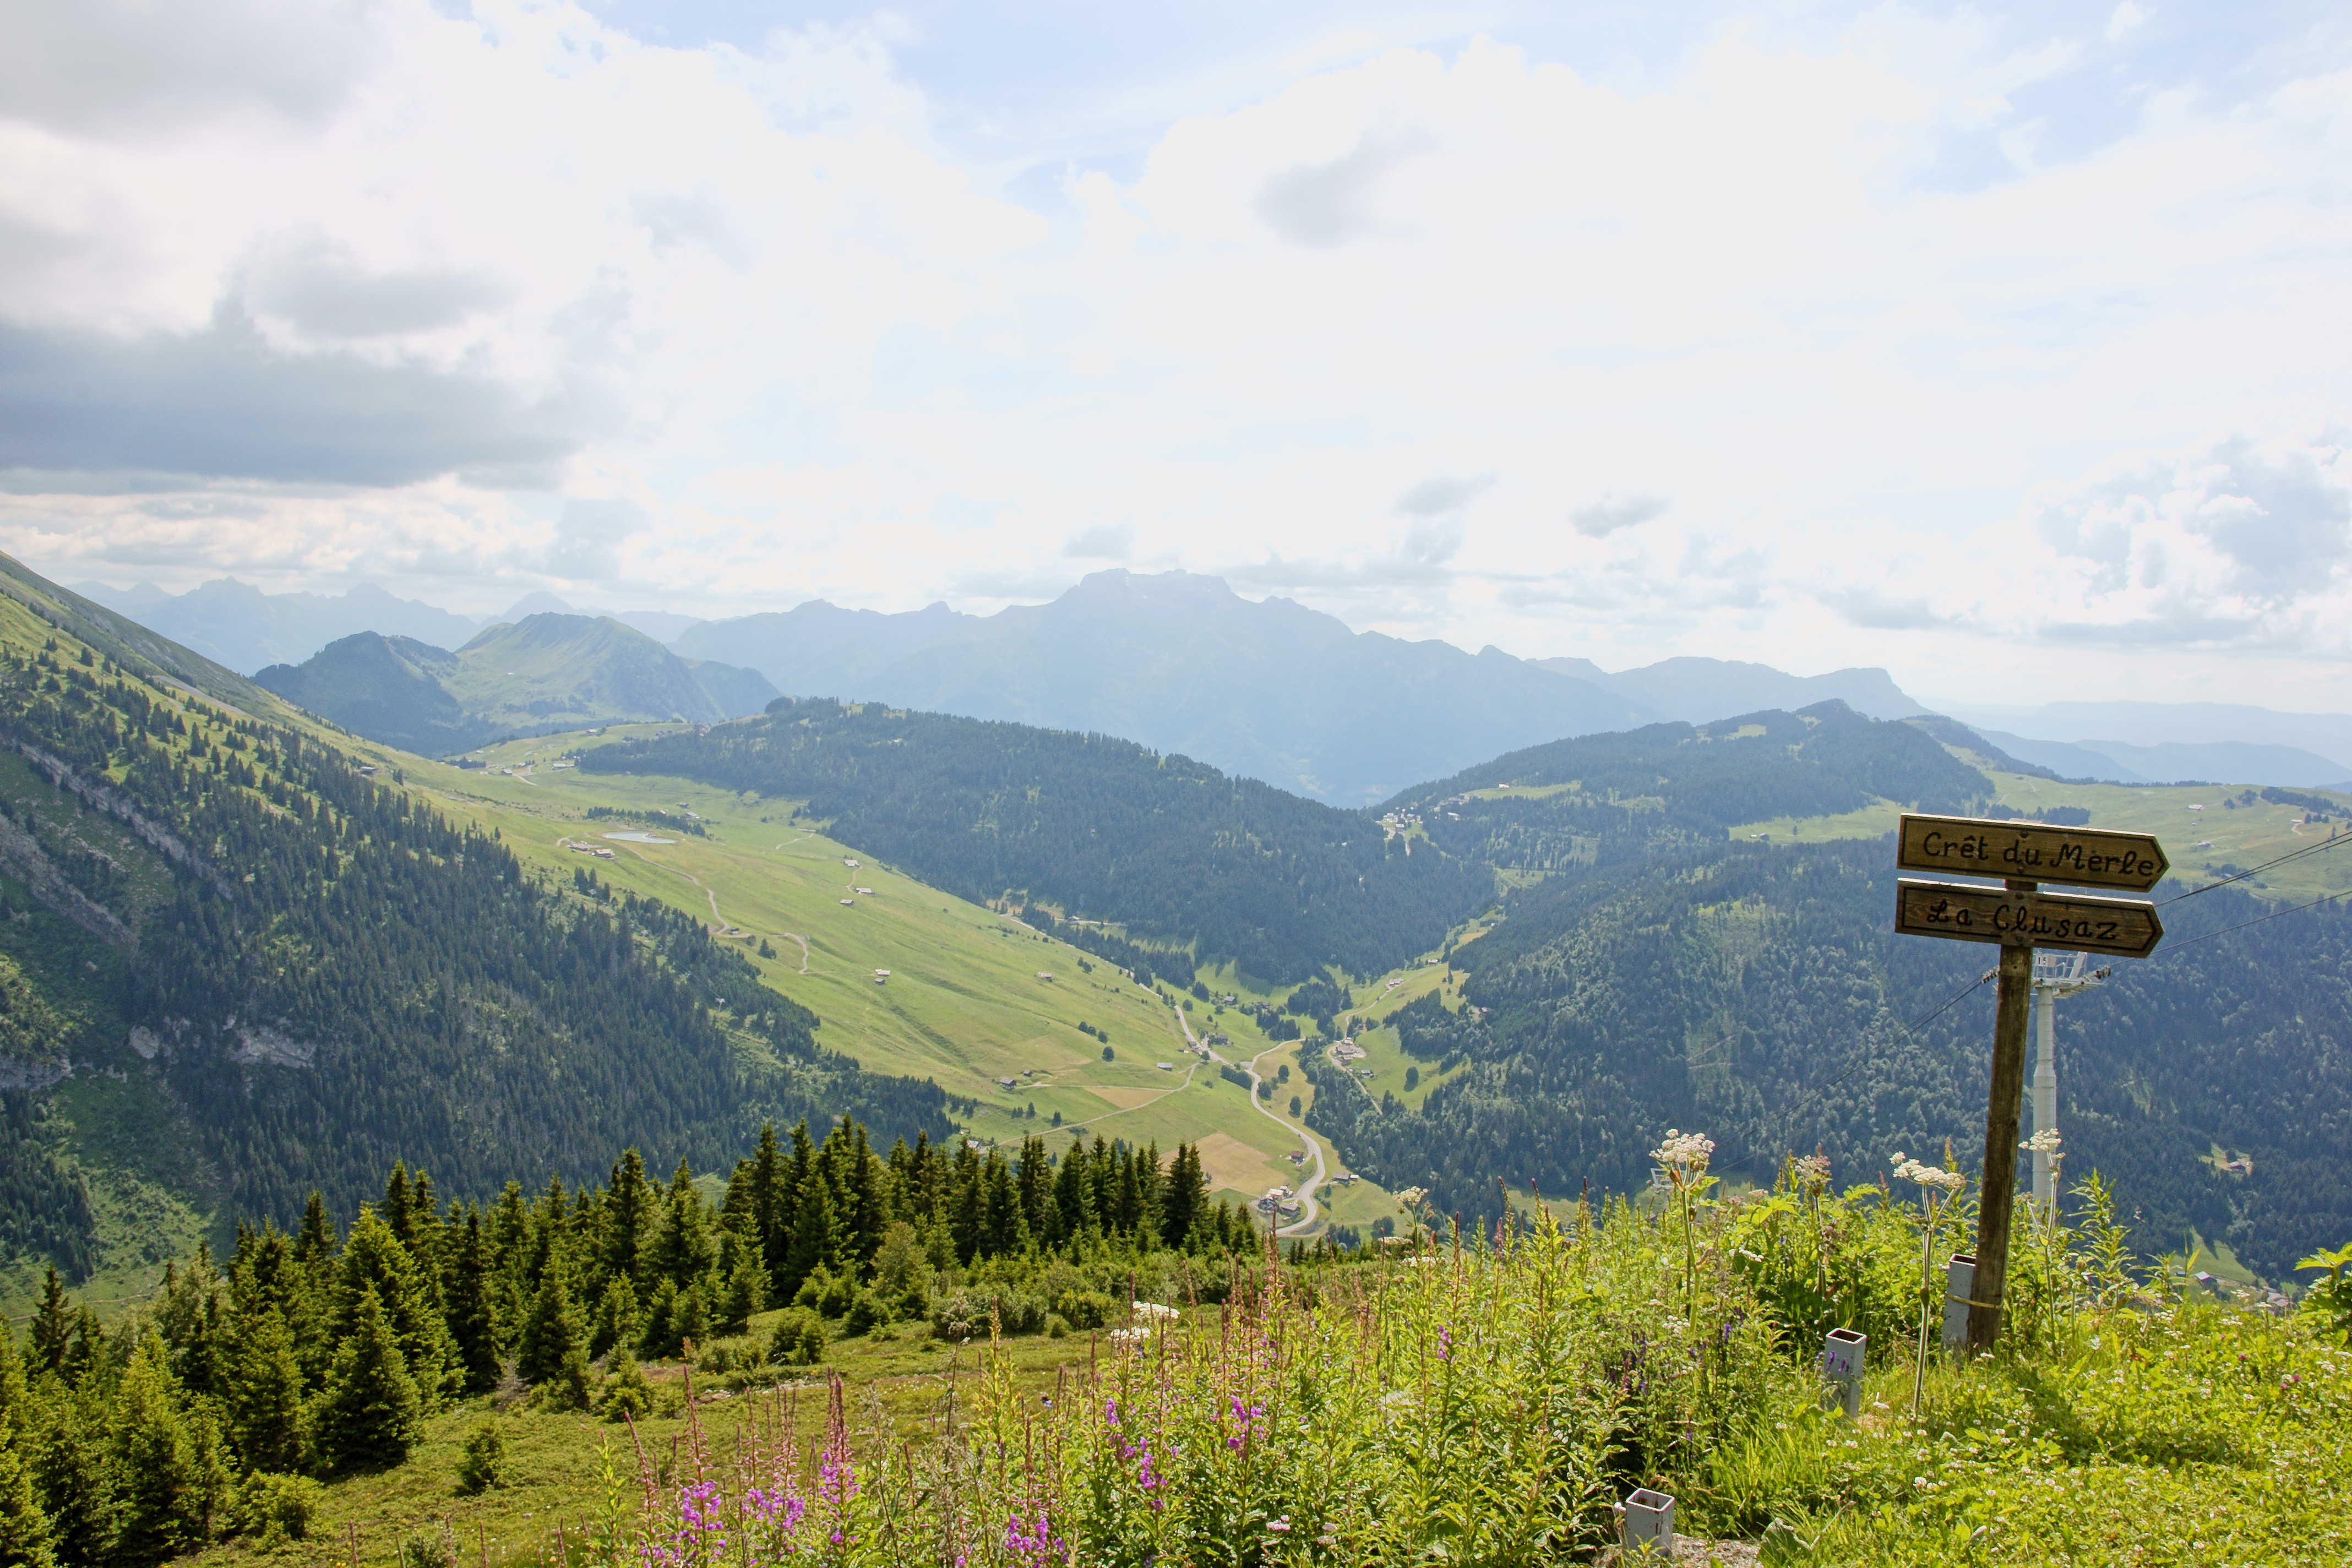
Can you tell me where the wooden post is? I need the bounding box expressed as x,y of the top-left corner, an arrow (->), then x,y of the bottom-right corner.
1967,933 -> 2034,1351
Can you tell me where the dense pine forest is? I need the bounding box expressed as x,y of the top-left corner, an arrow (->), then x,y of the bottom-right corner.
0,1117 -> 1256,1567
1308,836 -> 2352,1278
0,565 -> 949,1278
581,696 -> 1489,984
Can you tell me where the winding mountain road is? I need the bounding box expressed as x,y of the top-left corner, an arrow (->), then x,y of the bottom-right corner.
1168,995 -> 1330,1237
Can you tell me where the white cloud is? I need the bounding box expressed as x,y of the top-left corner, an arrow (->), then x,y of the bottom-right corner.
1,2 -> 2349,709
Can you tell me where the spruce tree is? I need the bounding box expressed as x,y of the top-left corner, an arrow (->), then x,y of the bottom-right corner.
25,1276 -> 67,1380
31,1388 -> 115,1568
443,1212 -> 502,1395
110,1335 -> 202,1567
603,1150 -> 654,1287
515,1253 -> 585,1387
781,1175 -> 836,1301
226,1309 -> 306,1477
598,1344 -> 653,1422
315,1287 -> 422,1474
590,1275 -> 640,1359
334,1210 -> 454,1398
0,1436 -> 54,1568
649,1160 -> 714,1291
717,1241 -> 765,1334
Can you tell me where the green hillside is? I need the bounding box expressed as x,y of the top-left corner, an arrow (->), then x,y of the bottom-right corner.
0,555 -> 944,1319
580,696 -> 1492,986
253,614 -> 777,756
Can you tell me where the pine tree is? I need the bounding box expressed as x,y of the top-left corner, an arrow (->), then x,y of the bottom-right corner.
25,1276 -> 67,1380
443,1212 -> 502,1395
31,1388 -> 114,1568
334,1210 -> 454,1399
672,1283 -> 710,1359
603,1150 -> 655,1287
110,1335 -> 203,1567
515,1253 -> 585,1387
315,1287 -> 422,1474
226,1308 -> 306,1477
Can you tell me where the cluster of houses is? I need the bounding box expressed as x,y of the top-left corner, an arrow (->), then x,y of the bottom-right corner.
1256,1186 -> 1302,1219
564,840 -> 617,859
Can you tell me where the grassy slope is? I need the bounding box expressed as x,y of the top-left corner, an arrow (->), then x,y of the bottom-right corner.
1719,766 -> 2352,900
391,731 -> 1341,1211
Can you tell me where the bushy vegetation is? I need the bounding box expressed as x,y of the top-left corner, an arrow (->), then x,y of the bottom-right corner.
603,1148 -> 2352,1567
581,696 -> 1489,985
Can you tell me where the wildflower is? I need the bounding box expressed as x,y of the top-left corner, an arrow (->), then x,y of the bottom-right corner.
1269,1516 -> 1293,1533
1652,1129 -> 1715,1169
1790,1153 -> 1832,1186
1891,1156 -> 1964,1194
2019,1130 -> 2063,1155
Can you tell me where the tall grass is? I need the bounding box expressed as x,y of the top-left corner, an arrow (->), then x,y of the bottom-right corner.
603,1167 -> 2352,1566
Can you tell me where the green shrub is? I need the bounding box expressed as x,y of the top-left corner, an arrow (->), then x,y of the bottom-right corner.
235,1472 -> 323,1542
842,1287 -> 891,1338
792,1268 -> 857,1320
601,1343 -> 655,1422
766,1307 -> 829,1366
1050,1288 -> 1113,1329
455,1420 -> 505,1495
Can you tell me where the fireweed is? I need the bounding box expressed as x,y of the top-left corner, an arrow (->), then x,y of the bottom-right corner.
600,1178 -> 2352,1566
610,1202 -> 1799,1565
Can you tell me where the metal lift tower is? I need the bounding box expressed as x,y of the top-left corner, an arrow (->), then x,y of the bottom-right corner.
2028,952 -> 2110,1205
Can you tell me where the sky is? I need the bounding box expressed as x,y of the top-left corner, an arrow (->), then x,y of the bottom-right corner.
2,0 -> 2349,711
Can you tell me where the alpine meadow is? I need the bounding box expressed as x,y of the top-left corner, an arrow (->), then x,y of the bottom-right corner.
10,5 -> 2352,1565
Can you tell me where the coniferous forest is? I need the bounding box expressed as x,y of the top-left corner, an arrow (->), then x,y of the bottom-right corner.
0,1118 -> 1254,1566
1306,835 -> 2352,1280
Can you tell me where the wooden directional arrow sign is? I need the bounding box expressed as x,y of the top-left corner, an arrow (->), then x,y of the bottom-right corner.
1897,814 -> 2168,892
1894,878 -> 2164,957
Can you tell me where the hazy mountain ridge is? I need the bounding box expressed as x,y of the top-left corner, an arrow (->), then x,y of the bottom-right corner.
1531,654 -> 1926,723
253,613 -> 777,754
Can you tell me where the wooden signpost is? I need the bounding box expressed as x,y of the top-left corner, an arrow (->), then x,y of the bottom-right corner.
1893,814 -> 2168,1352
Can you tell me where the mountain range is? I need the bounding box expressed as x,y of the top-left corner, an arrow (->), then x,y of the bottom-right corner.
68,569 -> 2352,797
2,546 -> 2348,1292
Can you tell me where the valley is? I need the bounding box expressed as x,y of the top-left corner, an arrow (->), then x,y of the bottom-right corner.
392,729 -> 1399,1230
